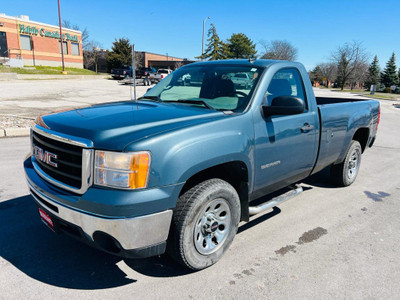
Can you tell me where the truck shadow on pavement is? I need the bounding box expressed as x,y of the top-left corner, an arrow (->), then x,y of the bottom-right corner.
0,195 -> 190,290
303,167 -> 337,188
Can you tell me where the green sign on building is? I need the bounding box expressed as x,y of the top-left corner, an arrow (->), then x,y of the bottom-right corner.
19,24 -> 79,42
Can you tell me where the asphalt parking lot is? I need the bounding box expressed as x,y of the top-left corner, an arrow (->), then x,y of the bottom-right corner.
0,78 -> 150,128
0,82 -> 400,299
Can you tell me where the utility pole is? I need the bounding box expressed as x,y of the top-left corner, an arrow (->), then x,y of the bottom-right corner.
201,16 -> 210,61
57,0 -> 66,74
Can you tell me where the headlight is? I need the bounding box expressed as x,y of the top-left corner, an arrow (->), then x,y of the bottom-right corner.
94,151 -> 151,189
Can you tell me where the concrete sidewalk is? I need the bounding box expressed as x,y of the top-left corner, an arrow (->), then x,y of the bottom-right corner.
0,77 -> 150,137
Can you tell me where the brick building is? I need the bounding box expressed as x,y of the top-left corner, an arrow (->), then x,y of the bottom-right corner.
135,51 -> 192,69
0,13 -> 83,68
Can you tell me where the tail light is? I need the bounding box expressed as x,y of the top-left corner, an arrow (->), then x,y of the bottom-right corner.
161,74 -> 164,79
123,71 -> 126,75
376,106 -> 381,130
145,72 -> 148,75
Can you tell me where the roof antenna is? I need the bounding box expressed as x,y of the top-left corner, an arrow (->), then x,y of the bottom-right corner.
130,44 -> 137,101
248,55 -> 256,63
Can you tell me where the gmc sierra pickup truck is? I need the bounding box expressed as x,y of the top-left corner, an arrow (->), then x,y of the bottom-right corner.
24,59 -> 380,270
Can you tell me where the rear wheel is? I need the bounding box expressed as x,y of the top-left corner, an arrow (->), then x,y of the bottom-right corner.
331,140 -> 362,186
168,179 -> 240,270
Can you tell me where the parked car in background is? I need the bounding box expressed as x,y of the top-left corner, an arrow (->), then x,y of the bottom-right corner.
231,72 -> 252,89
136,67 -> 157,79
155,69 -> 172,82
110,66 -> 132,79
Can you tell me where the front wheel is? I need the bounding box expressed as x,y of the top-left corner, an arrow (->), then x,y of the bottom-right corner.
331,140 -> 362,186
167,179 -> 240,270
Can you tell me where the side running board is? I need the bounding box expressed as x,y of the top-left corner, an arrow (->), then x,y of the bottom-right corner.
248,184 -> 303,216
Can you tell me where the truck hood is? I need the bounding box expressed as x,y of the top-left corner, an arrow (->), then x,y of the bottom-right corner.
40,101 -> 225,151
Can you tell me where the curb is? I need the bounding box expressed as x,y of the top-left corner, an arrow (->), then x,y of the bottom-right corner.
0,127 -> 31,137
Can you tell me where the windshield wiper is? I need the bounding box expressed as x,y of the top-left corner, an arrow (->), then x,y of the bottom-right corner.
138,96 -> 160,102
167,99 -> 216,110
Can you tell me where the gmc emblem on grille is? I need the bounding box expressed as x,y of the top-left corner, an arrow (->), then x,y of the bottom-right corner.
33,145 -> 58,168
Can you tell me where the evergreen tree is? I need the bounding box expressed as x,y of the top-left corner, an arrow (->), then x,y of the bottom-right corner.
398,67 -> 400,84
106,38 -> 132,72
226,33 -> 257,59
309,65 -> 323,84
197,24 -> 227,60
365,55 -> 380,89
336,53 -> 349,90
381,52 -> 399,87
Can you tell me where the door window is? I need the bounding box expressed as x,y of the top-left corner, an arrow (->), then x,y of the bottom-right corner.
265,68 -> 306,109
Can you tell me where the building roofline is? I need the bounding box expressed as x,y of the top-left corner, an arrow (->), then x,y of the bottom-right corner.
0,13 -> 82,34
138,50 -> 186,60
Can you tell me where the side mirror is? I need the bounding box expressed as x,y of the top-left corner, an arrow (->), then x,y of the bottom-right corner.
262,96 -> 305,117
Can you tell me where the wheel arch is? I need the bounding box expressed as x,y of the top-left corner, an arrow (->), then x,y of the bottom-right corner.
352,127 -> 369,152
179,160 -> 250,222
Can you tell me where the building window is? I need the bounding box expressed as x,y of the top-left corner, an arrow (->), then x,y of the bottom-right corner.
59,41 -> 68,54
20,35 -> 32,50
71,42 -> 80,55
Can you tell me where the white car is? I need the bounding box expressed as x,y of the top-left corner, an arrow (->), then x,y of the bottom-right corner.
231,73 -> 252,89
155,69 -> 172,82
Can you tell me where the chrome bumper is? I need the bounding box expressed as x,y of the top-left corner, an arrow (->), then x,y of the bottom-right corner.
27,180 -> 173,251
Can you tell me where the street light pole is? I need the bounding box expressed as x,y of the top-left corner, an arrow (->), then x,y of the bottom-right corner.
57,0 -> 66,74
201,16 -> 210,61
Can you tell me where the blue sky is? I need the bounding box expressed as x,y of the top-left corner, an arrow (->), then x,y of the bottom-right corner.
2,0 -> 400,70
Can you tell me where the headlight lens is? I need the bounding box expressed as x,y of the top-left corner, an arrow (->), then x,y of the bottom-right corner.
94,151 -> 150,189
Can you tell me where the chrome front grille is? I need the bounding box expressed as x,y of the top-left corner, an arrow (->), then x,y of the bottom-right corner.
31,126 -> 93,194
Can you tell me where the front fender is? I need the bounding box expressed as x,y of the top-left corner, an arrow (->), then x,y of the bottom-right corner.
125,114 -> 255,189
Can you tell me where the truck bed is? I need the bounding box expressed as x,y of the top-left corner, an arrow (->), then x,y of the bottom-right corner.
312,97 -> 380,175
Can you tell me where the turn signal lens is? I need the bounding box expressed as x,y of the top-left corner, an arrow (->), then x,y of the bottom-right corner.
94,151 -> 151,189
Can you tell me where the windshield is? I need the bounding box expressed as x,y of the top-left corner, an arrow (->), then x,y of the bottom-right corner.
143,64 -> 263,112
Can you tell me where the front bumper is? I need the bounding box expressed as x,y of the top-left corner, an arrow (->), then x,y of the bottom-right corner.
24,156 -> 178,258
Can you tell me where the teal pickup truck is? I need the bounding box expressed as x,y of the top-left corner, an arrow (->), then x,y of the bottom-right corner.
24,59 -> 380,270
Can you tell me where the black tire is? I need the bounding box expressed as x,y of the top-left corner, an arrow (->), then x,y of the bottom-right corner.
167,179 -> 241,270
331,140 -> 362,187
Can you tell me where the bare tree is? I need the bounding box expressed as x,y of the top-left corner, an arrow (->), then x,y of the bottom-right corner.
260,40 -> 298,61
350,61 -> 369,90
61,20 -> 89,50
83,41 -> 103,72
331,41 -> 369,90
319,62 -> 337,87
174,61 -> 183,69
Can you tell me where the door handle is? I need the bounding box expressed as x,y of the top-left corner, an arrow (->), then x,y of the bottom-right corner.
301,123 -> 314,132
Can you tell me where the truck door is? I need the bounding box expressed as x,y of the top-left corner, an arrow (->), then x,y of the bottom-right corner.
252,67 -> 318,197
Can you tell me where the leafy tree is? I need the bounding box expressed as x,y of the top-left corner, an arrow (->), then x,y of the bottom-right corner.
260,40 -> 298,61
197,24 -> 227,60
106,38 -> 132,72
332,41 -> 369,90
365,55 -> 380,89
381,52 -> 399,87
226,33 -> 257,59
